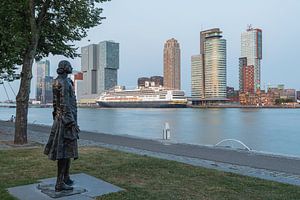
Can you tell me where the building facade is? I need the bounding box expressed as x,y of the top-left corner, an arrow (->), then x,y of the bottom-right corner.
226,86 -> 239,102
163,38 -> 181,90
240,85 -> 296,106
81,44 -> 98,95
191,55 -> 203,98
283,89 -> 296,101
36,60 -> 50,78
70,71 -> 84,98
239,26 -> 262,93
81,41 -> 119,99
297,91 -> 300,101
203,30 -> 227,99
98,41 -> 120,93
36,60 -> 53,104
267,85 -> 296,101
242,65 -> 255,94
239,90 -> 275,106
194,28 -> 227,101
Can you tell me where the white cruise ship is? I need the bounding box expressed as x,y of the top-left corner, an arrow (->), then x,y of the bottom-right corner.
96,86 -> 187,108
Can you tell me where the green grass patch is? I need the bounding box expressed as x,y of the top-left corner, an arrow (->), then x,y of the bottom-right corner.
0,147 -> 300,200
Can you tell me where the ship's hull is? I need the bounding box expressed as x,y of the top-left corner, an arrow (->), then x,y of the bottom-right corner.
97,101 -> 187,108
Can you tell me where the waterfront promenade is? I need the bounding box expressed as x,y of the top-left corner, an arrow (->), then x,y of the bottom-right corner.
1,120 -> 300,186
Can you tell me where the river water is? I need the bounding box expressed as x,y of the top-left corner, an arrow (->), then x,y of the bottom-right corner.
1,107 -> 300,157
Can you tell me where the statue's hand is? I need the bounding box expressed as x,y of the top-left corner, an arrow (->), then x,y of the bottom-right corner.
69,123 -> 80,133
71,124 -> 80,139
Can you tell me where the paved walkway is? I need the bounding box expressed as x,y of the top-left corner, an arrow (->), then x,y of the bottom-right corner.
2,120 -> 300,186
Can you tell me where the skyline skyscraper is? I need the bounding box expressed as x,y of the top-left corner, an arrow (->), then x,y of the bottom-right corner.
98,41 -> 120,93
191,28 -> 227,101
36,60 -> 50,78
36,60 -> 53,104
239,26 -> 262,93
81,44 -> 98,95
81,41 -> 119,99
191,55 -> 203,98
202,29 -> 227,99
163,38 -> 181,90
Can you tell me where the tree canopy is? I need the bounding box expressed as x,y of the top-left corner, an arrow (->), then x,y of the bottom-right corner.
0,0 -> 109,144
0,0 -> 108,71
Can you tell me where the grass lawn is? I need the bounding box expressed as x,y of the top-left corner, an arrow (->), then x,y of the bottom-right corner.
0,147 -> 300,200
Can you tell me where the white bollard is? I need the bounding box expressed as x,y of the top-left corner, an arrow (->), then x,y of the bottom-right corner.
163,122 -> 170,140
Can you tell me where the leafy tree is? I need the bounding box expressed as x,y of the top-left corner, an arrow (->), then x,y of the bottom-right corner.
0,0 -> 108,144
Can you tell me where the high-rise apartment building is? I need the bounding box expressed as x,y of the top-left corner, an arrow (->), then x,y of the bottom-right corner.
239,26 -> 262,93
36,60 -> 50,78
191,55 -> 203,98
163,38 -> 181,90
98,41 -> 120,93
81,41 -> 119,99
36,60 -> 53,104
81,44 -> 98,95
191,28 -> 226,101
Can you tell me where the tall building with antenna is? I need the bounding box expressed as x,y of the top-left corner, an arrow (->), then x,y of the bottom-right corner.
239,25 -> 262,93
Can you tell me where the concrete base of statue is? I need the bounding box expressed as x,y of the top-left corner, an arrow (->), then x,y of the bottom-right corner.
7,173 -> 124,200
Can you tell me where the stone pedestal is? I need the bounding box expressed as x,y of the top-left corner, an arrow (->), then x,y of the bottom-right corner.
8,173 -> 124,200
37,183 -> 87,198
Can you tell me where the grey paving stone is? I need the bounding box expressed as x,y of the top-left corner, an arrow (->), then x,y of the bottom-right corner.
7,173 -> 124,200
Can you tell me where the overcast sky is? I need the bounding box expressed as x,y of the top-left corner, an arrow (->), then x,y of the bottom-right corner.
1,0 -> 300,101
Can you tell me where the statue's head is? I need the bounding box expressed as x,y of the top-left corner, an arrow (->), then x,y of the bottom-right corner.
57,60 -> 73,75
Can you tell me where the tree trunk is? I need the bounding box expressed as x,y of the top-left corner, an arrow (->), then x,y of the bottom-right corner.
13,0 -> 41,144
14,55 -> 34,145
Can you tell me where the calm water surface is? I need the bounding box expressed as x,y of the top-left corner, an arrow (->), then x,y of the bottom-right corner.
1,107 -> 299,156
